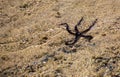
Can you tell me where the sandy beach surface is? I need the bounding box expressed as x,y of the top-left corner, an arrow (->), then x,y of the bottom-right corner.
0,0 -> 120,77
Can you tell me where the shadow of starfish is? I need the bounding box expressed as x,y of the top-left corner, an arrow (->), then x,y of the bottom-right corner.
60,17 -> 97,45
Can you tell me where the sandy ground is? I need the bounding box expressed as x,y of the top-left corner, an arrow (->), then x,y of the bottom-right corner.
0,0 -> 120,77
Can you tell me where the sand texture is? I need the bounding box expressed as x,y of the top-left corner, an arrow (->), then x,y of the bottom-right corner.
0,0 -> 120,77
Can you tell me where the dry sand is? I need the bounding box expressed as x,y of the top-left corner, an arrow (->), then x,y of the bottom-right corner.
0,0 -> 120,77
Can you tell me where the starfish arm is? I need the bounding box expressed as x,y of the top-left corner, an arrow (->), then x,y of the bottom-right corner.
60,23 -> 75,35
74,17 -> 84,32
81,19 -> 97,34
66,35 -> 80,45
80,34 -> 93,42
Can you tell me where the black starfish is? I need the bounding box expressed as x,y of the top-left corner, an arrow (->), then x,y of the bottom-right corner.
60,17 -> 97,45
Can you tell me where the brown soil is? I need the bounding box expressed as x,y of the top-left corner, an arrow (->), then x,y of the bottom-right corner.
0,0 -> 120,77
